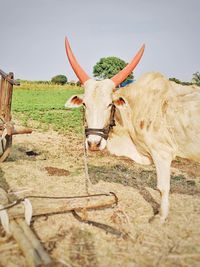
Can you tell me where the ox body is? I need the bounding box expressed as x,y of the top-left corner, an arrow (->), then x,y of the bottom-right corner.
65,38 -> 200,221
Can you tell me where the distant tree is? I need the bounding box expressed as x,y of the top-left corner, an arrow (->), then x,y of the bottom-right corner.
192,72 -> 200,86
18,79 -> 50,84
51,75 -> 67,85
169,77 -> 193,86
68,80 -> 77,86
76,81 -> 81,87
169,77 -> 181,84
34,80 -> 50,84
93,57 -> 134,82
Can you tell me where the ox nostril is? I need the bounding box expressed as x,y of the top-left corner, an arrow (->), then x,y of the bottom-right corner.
96,139 -> 102,147
87,138 -> 102,150
87,140 -> 92,147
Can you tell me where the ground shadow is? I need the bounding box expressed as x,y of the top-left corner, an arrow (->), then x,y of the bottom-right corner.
88,163 -> 160,214
88,161 -> 200,215
89,162 -> 200,196
6,144 -> 41,162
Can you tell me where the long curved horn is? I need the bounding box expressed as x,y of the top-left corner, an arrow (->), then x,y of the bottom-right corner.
65,37 -> 90,84
111,44 -> 145,87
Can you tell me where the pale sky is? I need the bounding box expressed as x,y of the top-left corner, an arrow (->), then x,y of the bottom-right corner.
0,0 -> 199,82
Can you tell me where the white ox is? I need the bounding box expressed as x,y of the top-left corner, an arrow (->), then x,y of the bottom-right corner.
64,38 -> 200,221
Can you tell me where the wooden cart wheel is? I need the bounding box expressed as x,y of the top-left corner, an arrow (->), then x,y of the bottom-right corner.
0,134 -> 12,162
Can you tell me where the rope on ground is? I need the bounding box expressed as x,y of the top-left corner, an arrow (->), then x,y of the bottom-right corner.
82,107 -> 92,195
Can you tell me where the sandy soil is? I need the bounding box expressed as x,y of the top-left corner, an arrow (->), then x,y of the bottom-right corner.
0,124 -> 200,267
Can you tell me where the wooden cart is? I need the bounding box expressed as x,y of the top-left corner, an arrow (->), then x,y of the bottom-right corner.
0,69 -> 32,162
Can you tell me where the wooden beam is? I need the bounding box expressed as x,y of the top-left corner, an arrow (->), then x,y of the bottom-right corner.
17,219 -> 52,266
10,220 -> 42,267
0,126 -> 32,136
11,127 -> 33,135
8,194 -> 117,219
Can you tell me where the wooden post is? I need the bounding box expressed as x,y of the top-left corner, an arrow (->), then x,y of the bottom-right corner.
0,76 -> 6,117
4,72 -> 14,122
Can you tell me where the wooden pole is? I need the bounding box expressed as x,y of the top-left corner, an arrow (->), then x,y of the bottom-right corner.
0,77 -> 6,117
7,194 -> 117,219
9,220 -> 42,267
4,72 -> 14,122
11,127 -> 33,135
17,219 -> 52,266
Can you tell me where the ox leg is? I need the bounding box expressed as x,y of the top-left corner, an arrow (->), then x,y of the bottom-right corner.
152,152 -> 172,222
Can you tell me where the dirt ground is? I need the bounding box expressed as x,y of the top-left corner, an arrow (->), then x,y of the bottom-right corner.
0,123 -> 200,267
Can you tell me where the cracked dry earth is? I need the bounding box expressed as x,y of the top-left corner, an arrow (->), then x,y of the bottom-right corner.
0,125 -> 200,267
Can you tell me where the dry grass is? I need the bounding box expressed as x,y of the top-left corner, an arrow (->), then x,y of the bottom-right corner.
0,123 -> 200,267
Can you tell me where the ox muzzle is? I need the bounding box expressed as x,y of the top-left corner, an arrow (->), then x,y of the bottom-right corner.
85,104 -> 116,151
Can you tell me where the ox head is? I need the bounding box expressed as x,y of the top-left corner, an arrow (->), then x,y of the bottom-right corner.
65,37 -> 145,151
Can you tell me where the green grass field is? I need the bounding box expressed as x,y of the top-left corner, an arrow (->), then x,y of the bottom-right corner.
12,83 -> 84,135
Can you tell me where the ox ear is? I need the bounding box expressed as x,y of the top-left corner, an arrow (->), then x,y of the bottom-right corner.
113,97 -> 127,108
65,95 -> 83,108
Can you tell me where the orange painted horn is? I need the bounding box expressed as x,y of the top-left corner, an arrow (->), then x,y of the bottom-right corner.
111,44 -> 145,87
65,37 -> 90,84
